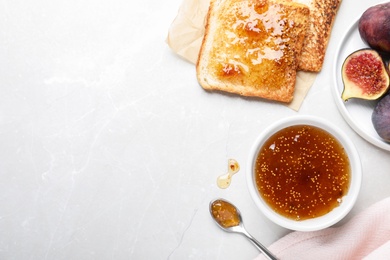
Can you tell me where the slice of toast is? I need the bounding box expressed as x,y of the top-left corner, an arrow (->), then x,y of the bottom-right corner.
196,0 -> 310,103
293,0 -> 342,72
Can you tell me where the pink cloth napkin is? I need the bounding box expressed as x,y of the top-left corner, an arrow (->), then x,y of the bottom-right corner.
255,197 -> 390,260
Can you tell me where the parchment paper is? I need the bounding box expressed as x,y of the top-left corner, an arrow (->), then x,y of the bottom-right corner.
166,0 -> 317,111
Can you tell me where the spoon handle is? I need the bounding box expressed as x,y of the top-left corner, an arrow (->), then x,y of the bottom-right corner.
241,229 -> 278,260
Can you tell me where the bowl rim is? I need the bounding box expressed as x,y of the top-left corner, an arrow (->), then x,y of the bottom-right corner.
246,115 -> 362,231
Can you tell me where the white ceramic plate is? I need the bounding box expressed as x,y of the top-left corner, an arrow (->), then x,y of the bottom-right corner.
332,17 -> 390,151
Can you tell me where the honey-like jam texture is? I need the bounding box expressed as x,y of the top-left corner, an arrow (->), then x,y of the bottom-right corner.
211,199 -> 240,228
255,125 -> 351,220
209,0 -> 300,90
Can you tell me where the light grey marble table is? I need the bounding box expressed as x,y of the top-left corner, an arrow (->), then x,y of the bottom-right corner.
1,0 -> 390,259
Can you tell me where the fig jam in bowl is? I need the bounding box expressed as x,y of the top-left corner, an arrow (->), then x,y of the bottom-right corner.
247,115 -> 362,231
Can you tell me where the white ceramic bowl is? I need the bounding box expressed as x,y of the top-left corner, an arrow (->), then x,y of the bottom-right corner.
247,115 -> 362,231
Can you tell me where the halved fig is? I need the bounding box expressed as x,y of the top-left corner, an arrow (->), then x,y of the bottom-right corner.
341,49 -> 389,101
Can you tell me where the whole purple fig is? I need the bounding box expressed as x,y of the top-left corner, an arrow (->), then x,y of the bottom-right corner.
359,3 -> 390,53
372,94 -> 390,142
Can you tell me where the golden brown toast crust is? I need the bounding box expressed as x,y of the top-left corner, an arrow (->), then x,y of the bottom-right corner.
296,0 -> 342,72
196,0 -> 310,103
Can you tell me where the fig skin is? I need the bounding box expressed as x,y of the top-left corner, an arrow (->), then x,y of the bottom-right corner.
359,3 -> 390,53
341,49 -> 390,101
372,94 -> 390,142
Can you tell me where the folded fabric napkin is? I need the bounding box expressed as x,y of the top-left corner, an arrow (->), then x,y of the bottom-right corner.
255,197 -> 390,260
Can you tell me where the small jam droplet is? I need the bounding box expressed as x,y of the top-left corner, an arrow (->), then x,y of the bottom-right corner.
228,159 -> 240,174
217,173 -> 231,189
217,159 -> 240,189
211,199 -> 240,228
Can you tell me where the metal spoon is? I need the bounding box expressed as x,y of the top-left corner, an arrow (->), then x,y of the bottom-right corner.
209,198 -> 278,260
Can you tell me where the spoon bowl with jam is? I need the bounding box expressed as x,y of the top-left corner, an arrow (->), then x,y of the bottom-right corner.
247,115 -> 362,231
210,198 -> 278,260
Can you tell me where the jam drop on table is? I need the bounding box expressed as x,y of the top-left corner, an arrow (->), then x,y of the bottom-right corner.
217,159 -> 240,189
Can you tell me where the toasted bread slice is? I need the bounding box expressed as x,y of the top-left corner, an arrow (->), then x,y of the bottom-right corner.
196,0 -> 310,103
292,0 -> 342,72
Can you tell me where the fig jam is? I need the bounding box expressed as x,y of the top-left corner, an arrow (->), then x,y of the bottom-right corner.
255,125 -> 351,220
209,0 -> 297,89
211,199 -> 240,228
